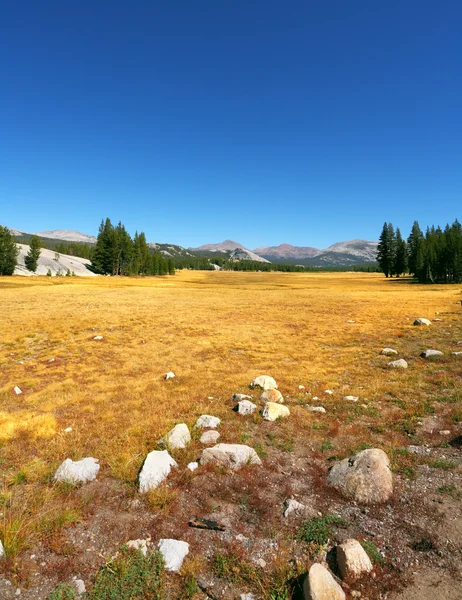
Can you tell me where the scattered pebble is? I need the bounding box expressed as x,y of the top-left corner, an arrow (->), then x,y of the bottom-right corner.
343,395 -> 359,402
164,371 -> 175,380
13,386 -> 22,395
187,462 -> 199,472
195,415 -> 221,429
93,335 -> 103,340
306,406 -> 326,414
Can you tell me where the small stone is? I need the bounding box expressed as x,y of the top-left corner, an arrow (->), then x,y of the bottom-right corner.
420,349 -> 443,358
303,563 -> 345,600
283,498 -> 306,517
232,393 -> 253,401
200,430 -> 220,444
241,594 -> 255,600
64,427 -> 72,433
158,539 -> 189,572
13,386 -> 22,395
306,406 -> 326,414
260,389 -> 284,403
343,395 -> 359,402
0,539 -> 4,558
93,335 -> 103,340
200,444 -> 262,470
324,390 -> 333,395
138,450 -> 178,493
72,579 -> 86,596
408,445 -> 431,455
388,359 -> 408,368
160,423 -> 191,450
381,348 -> 398,356
54,458 -> 100,484
187,462 -> 198,472
126,538 -> 150,556
234,400 -> 257,415
337,539 -> 373,579
195,415 -> 221,429
413,318 -> 431,326
347,320 -> 356,323
452,351 -> 462,356
251,375 -> 278,391
299,385 -> 305,390
164,371 -> 175,380
261,402 -> 290,421
48,358 -> 56,363
439,430 -> 451,436
312,396 -> 319,401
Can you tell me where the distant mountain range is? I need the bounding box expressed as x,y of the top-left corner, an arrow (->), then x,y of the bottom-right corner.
9,228 -> 378,266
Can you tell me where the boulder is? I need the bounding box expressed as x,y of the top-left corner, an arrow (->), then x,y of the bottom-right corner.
232,393 -> 253,401
200,444 -> 262,470
251,375 -> 278,391
138,450 -> 178,493
157,539 -> 189,572
380,348 -> 398,356
336,539 -> 373,579
260,389 -> 284,403
195,415 -> 221,429
306,406 -> 326,414
327,448 -> 393,504
234,400 -> 257,415
452,351 -> 462,356
303,563 -> 345,600
420,349 -> 443,358
413,318 -> 431,326
388,359 -> 408,368
187,462 -> 198,472
165,371 -> 175,380
283,498 -> 306,518
160,423 -> 191,450
343,395 -> 359,402
54,457 -> 100,484
261,402 -> 290,421
200,430 -> 220,444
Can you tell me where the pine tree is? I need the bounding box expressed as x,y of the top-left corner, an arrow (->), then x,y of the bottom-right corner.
393,228 -> 407,276
25,235 -> 41,272
0,225 -> 19,275
92,218 -> 116,274
407,221 -> 423,276
376,222 -> 395,277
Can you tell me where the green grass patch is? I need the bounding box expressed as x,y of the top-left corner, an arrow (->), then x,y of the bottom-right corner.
296,515 -> 349,546
427,459 -> 456,471
361,540 -> 384,566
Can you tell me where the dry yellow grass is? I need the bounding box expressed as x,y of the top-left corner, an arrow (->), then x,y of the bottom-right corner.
0,271 -> 461,580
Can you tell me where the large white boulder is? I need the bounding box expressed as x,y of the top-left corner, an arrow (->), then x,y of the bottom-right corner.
260,389 -> 284,403
388,359 -> 408,368
54,457 -> 100,484
336,539 -> 373,579
160,423 -> 191,449
200,430 -> 220,444
380,348 -> 398,355
164,371 -> 175,380
200,444 -> 262,470
195,415 -> 221,429
420,349 -> 443,358
327,448 -> 393,504
138,450 -> 178,493
251,375 -> 278,391
303,563 -> 345,600
261,402 -> 290,421
283,498 -> 306,518
158,539 -> 189,572
235,400 -> 257,415
414,318 -> 431,326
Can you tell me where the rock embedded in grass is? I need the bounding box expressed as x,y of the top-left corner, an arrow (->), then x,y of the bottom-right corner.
13,386 -> 22,395
159,423 -> 191,449
251,375 -> 278,390
200,430 -> 220,444
54,457 -> 100,485
260,389 -> 284,403
157,539 -> 189,572
306,406 -> 326,414
343,395 -> 359,402
234,399 -> 257,415
195,415 -> 221,429
452,351 -> 462,356
327,448 -> 393,504
380,348 -> 398,355
200,443 -> 262,470
72,578 -> 86,597
138,450 -> 178,493
283,498 -> 306,517
420,349 -> 444,358
232,393 -> 253,401
336,539 -> 373,579
93,335 -> 104,340
0,539 -> 4,558
187,461 -> 198,471
388,358 -> 408,368
413,318 -> 431,326
303,563 -> 346,600
261,402 -> 290,421
164,371 -> 175,380
126,538 -> 151,556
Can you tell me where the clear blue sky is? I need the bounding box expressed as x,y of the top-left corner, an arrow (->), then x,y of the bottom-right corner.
1,1 -> 461,249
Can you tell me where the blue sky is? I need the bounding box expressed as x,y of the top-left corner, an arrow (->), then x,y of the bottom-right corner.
1,1 -> 461,249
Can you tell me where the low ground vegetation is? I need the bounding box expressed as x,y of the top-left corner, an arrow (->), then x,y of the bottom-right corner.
0,271 -> 460,599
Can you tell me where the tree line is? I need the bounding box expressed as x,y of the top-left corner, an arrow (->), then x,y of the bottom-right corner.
377,219 -> 462,283
0,226 -> 42,275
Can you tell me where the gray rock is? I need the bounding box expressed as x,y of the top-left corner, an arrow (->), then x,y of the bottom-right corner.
343,395 -> 359,402
413,318 -> 431,326
72,579 -> 86,597
157,539 -> 189,572
0,539 -> 4,558
251,375 -> 278,391
303,563 -> 346,600
283,498 -> 306,517
380,348 -> 398,355
160,423 -> 191,450
200,444 -> 262,470
195,415 -> 221,429
164,371 -> 175,380
452,351 -> 462,356
235,400 -> 257,415
336,539 -> 373,579
388,359 -> 408,368
261,402 -> 290,421
306,406 -> 326,414
420,349 -> 443,358
408,445 -> 431,455
327,448 -> 393,504
260,389 -> 284,403
187,461 -> 198,471
232,393 -> 253,401
200,430 -> 220,444
138,450 -> 178,493
54,457 -> 100,484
